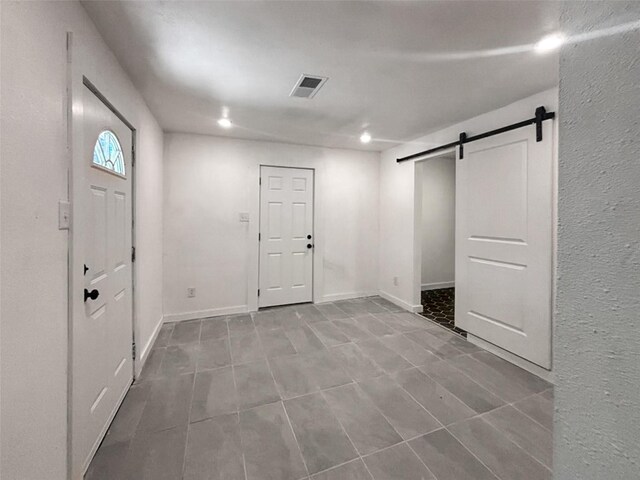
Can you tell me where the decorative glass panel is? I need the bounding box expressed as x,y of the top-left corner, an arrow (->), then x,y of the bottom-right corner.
93,130 -> 125,176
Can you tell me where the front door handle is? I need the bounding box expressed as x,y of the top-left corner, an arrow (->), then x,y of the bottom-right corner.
84,289 -> 100,302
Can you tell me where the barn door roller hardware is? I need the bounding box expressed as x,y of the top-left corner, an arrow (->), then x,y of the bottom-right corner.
396,106 -> 555,163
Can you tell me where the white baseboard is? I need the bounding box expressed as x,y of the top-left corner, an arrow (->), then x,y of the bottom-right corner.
421,281 -> 455,291
318,291 -> 376,303
378,290 -> 423,313
135,315 -> 163,377
163,305 -> 248,323
467,333 -> 555,384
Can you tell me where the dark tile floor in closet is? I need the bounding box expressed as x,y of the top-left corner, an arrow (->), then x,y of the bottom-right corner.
85,296 -> 553,480
419,287 -> 468,337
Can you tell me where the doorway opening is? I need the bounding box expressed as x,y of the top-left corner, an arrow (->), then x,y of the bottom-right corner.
258,165 -> 315,309
416,152 -> 464,336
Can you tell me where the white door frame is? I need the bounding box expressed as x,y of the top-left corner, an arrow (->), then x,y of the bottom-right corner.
67,33 -> 137,479
247,163 -> 324,311
413,148 -> 457,311
258,166 -> 315,308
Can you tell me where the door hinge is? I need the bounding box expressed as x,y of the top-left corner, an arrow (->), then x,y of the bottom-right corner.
259,177 -> 262,185
131,246 -> 136,263
132,342 -> 136,359
258,233 -> 261,241
257,289 -> 260,297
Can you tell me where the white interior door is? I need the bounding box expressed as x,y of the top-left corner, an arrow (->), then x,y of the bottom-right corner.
73,84 -> 134,474
455,122 -> 553,368
259,166 -> 314,308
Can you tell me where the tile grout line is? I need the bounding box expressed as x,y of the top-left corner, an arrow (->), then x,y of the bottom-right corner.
510,392 -> 554,433
441,352 -> 551,412
363,364 -> 517,480
103,333 -> 167,475
383,370 -> 449,431
394,347 -> 553,473
480,407 -> 552,469
178,319 -> 201,479
405,441 -> 442,480
380,330 -> 505,478
317,388 -> 378,480
406,368 -> 553,474
255,315 -> 311,480
278,399 -> 313,480
415,362 -> 507,416
346,381 -> 441,480
482,391 -> 553,434
228,315 -> 249,480
443,423 -> 519,480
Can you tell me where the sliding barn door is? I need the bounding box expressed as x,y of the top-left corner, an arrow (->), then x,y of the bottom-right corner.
455,122 -> 553,368
259,166 -> 314,308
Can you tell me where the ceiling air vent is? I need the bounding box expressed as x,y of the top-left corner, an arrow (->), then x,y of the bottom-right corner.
289,74 -> 328,99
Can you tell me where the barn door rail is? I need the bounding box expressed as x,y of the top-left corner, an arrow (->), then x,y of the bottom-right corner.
396,106 -> 555,163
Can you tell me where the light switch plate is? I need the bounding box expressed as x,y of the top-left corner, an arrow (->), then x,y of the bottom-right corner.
239,212 -> 250,223
58,201 -> 71,230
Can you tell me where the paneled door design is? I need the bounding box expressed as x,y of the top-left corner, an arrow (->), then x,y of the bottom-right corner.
73,83 -> 134,475
455,122 -> 553,368
259,166 -> 314,307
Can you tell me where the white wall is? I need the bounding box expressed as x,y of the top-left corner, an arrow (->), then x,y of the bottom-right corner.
555,2 -> 640,478
134,113 -> 165,370
379,88 -> 558,311
419,155 -> 455,289
0,1 -> 163,478
163,133 -> 380,320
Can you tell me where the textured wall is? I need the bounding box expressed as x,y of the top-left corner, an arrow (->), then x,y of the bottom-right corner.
420,155 -> 455,288
555,2 -> 640,479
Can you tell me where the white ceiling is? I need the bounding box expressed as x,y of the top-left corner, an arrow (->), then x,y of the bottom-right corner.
82,1 -> 560,151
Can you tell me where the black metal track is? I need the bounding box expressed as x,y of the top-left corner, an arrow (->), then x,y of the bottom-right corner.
396,106 -> 555,163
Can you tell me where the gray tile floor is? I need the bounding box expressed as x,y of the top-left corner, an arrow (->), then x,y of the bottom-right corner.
85,296 -> 553,480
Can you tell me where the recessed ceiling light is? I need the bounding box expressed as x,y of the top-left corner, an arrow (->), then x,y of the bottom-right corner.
360,132 -> 372,144
217,118 -> 232,128
535,33 -> 565,53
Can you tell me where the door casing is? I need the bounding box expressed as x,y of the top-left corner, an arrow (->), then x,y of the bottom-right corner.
258,165 -> 315,308
414,150 -> 458,307
248,163 -> 323,311
67,33 -> 137,480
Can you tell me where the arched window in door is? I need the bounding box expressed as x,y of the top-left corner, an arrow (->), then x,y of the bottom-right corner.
92,130 -> 125,176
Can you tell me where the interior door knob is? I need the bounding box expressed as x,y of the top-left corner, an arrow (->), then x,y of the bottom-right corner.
84,288 -> 100,302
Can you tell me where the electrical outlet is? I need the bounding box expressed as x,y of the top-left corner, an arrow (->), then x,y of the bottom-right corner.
187,287 -> 196,298
393,276 -> 399,286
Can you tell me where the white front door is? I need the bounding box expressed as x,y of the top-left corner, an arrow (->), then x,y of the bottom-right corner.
455,122 -> 553,368
259,166 -> 314,308
73,84 -> 134,475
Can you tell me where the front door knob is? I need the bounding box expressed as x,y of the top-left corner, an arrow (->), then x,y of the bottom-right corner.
307,244 -> 313,249
84,289 -> 100,302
